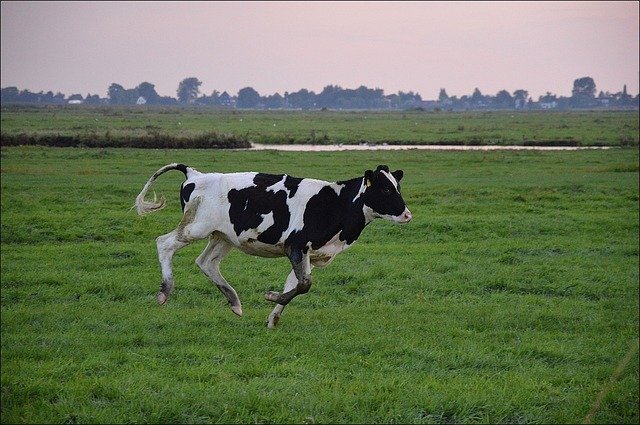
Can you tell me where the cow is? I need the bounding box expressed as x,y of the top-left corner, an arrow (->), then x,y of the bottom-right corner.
134,163 -> 412,328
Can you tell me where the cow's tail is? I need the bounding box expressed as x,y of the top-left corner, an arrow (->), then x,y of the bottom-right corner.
134,163 -> 193,216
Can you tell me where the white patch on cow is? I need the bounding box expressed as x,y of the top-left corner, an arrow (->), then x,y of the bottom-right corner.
362,204 -> 377,223
331,182 -> 345,196
237,211 -> 275,242
380,170 -> 399,191
363,204 -> 412,224
352,178 -> 367,202
285,178 -> 327,234
266,175 -> 287,194
258,211 -> 275,233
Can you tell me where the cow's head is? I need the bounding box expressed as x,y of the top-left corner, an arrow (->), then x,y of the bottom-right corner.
362,165 -> 412,224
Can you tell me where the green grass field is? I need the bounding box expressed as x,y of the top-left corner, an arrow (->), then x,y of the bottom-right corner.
1,146 -> 638,423
1,105 -> 638,146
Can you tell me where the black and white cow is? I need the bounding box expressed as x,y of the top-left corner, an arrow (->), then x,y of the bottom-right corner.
134,163 -> 412,328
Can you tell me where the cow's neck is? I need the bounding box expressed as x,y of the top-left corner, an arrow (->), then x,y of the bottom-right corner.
334,177 -> 370,245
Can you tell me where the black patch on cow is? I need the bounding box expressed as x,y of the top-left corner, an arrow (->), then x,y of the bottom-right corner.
228,175 -> 291,244
258,189 -> 290,244
392,169 -> 403,183
176,163 -> 188,176
180,182 -> 196,212
284,175 -> 303,198
253,173 -> 284,189
252,173 -> 303,199
286,178 -> 367,251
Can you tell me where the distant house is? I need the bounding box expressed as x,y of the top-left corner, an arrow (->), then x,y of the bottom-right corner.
540,101 -> 557,109
68,99 -> 82,105
136,96 -> 147,105
219,91 -> 233,107
597,97 -> 614,107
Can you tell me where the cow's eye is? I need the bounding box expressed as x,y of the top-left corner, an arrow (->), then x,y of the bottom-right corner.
382,187 -> 391,194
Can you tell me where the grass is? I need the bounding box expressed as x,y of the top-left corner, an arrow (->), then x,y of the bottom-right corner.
1,146 -> 638,423
1,105 -> 638,146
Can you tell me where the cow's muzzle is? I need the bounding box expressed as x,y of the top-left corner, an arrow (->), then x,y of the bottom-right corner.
396,208 -> 412,224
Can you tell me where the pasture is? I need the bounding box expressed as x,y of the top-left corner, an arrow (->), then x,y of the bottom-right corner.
1,105 -> 639,147
1,146 -> 639,423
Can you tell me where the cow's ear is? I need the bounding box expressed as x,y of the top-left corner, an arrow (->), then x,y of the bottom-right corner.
364,169 -> 375,187
392,169 -> 404,182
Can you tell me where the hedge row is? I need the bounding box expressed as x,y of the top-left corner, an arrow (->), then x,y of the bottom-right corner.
0,132 -> 252,149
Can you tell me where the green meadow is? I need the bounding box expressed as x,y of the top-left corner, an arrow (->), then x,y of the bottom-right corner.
1,146 -> 638,424
1,105 -> 638,146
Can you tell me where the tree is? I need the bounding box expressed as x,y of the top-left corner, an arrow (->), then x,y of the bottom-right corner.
495,90 -> 513,108
158,96 -> 178,105
209,89 -> 221,105
513,89 -> 529,109
177,77 -> 202,103
471,88 -> 484,104
198,90 -> 221,106
136,82 -> 160,104
108,83 -> 124,103
317,85 -> 342,108
438,88 -> 449,103
539,92 -> 557,103
397,91 -> 422,108
571,76 -> 596,107
1,87 -> 20,102
264,93 -> 284,109
108,83 -> 137,105
84,94 -> 102,105
354,85 -> 385,109
286,89 -> 316,109
42,91 -> 55,103
53,92 -> 66,103
513,89 -> 529,101
236,86 -> 261,108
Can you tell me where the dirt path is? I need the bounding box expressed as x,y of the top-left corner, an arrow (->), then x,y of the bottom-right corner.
250,143 -> 611,152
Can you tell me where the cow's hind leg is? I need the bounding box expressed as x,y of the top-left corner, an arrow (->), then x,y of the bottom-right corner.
156,195 -> 211,305
156,230 -> 190,304
196,233 -> 242,316
267,269 -> 298,328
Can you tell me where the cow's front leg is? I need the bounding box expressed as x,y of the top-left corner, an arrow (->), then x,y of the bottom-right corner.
265,245 -> 312,306
266,269 -> 297,328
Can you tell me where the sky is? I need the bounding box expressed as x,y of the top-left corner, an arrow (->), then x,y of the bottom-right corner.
1,1 -> 638,100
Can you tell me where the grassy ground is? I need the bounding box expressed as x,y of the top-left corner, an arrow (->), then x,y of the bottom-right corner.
1,146 -> 638,423
1,105 -> 638,146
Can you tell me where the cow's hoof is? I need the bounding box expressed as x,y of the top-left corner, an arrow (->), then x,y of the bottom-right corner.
267,315 -> 280,329
157,292 -> 168,305
230,305 -> 243,317
264,291 -> 280,303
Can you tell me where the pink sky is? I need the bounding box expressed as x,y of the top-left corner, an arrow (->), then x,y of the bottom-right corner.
1,1 -> 638,99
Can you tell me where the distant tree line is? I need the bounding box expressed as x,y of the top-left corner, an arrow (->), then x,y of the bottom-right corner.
2,76 -> 638,110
